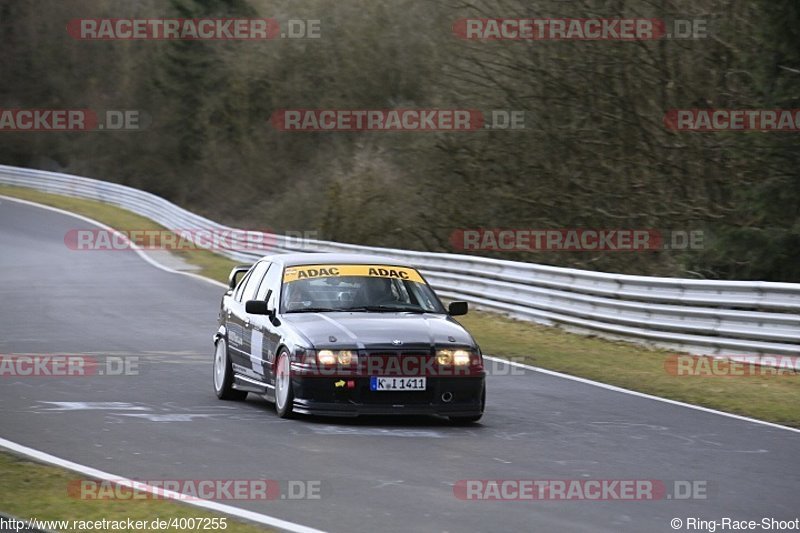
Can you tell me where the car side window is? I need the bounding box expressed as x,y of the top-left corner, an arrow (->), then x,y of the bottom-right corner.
253,263 -> 272,300
241,261 -> 270,303
256,263 -> 283,310
233,269 -> 253,302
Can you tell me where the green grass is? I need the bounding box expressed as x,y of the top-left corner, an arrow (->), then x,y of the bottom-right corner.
0,453 -> 273,532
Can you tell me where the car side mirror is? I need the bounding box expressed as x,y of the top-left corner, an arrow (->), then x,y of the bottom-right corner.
246,300 -> 274,316
448,301 -> 468,316
228,265 -> 251,290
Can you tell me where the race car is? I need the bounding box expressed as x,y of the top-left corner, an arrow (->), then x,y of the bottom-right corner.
212,253 -> 486,422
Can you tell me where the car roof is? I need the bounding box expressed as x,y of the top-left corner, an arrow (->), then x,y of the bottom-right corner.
258,252 -> 416,268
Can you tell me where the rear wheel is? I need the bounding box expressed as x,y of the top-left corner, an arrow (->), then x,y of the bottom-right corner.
213,338 -> 247,401
275,350 -> 295,418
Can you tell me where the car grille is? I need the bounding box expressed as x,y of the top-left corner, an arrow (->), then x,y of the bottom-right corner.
364,350 -> 433,376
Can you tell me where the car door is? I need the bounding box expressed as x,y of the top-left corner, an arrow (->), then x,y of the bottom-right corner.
225,267 -> 252,368
252,263 -> 284,390
229,261 -> 269,377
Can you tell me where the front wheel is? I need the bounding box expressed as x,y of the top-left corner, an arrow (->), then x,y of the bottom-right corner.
274,350 -> 295,418
213,338 -> 247,401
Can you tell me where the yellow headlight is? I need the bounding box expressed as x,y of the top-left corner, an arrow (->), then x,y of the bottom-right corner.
317,350 -> 356,365
317,350 -> 337,365
436,349 -> 472,365
337,350 -> 355,365
453,349 -> 471,365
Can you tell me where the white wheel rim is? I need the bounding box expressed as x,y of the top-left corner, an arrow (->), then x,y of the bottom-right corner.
276,354 -> 290,409
214,341 -> 225,392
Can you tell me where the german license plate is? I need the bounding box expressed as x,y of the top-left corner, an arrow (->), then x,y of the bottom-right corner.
370,376 -> 426,391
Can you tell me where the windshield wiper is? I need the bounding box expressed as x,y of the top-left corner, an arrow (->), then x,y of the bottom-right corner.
342,305 -> 427,313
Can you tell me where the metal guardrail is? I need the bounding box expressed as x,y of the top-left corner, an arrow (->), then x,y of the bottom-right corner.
2,164 -> 799,357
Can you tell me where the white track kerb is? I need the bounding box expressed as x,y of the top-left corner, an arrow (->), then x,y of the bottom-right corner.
0,195 -> 798,533
1,164 -> 799,358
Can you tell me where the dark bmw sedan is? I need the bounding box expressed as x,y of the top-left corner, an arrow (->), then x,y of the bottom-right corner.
213,253 -> 486,423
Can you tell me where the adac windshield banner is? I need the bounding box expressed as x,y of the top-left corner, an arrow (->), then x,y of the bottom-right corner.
283,264 -> 424,284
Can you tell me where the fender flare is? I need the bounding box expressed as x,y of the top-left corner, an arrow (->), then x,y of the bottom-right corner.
213,325 -> 226,345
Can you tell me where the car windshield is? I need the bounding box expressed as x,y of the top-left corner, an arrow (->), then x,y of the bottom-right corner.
280,264 -> 444,314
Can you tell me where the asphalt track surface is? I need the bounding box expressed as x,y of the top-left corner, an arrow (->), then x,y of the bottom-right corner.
1,197 -> 798,533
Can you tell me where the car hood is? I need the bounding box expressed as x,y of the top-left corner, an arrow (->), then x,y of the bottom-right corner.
281,312 -> 477,351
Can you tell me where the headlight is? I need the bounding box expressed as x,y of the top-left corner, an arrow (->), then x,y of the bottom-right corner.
337,350 -> 355,365
317,349 -> 357,365
436,349 -> 472,366
317,350 -> 336,365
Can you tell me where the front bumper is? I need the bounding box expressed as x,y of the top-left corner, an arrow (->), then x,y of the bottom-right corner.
290,376 -> 485,417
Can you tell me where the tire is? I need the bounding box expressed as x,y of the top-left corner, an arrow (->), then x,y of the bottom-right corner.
274,349 -> 295,418
448,384 -> 485,425
213,337 -> 247,401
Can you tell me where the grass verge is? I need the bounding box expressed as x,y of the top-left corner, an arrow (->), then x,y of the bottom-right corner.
2,183 -> 798,432
0,452 -> 273,532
